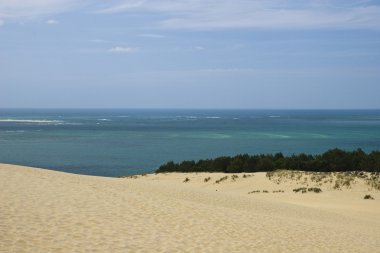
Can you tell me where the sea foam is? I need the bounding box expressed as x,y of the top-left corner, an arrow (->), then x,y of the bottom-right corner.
0,119 -> 64,124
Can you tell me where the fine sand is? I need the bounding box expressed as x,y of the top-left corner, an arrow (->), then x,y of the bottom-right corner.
1,164 -> 380,253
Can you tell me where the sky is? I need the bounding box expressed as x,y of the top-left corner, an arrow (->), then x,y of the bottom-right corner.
1,0 -> 380,109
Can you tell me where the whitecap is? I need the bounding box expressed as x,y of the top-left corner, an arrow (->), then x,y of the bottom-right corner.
0,119 -> 64,124
263,133 -> 291,139
205,116 -> 221,119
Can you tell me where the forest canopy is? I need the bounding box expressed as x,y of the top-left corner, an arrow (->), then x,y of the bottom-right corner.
156,148 -> 380,173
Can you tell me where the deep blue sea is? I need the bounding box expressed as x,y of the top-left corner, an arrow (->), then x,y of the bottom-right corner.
0,109 -> 379,177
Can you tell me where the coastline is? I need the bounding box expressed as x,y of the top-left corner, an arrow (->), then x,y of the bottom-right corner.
1,163 -> 380,252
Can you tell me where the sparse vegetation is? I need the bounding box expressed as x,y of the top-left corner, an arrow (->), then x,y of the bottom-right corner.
215,176 -> 228,184
366,172 -> 380,190
364,194 -> 374,200
243,174 -> 253,178
293,187 -> 307,193
183,177 -> 190,183
266,169 -> 380,192
308,187 -> 322,193
248,190 -> 284,194
293,187 -> 322,193
120,175 -> 139,179
204,177 -> 211,182
231,174 -> 239,181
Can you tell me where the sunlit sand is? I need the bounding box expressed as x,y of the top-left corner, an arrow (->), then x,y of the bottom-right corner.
1,164 -> 379,252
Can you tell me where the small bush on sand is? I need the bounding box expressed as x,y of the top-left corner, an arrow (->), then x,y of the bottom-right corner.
231,175 -> 239,181
293,187 -> 307,193
215,176 -> 228,184
294,187 -> 322,193
308,187 -> 322,193
333,181 -> 341,190
263,190 -> 269,193
183,177 -> 190,183
364,194 -> 374,200
204,177 -> 211,182
248,190 -> 260,194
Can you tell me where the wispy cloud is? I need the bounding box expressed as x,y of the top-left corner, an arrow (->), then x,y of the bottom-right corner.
0,0 -> 84,22
46,19 -> 59,25
93,0 -> 144,14
1,0 -> 380,30
0,19 -> 4,26
194,46 -> 205,51
108,46 -> 138,54
96,0 -> 380,30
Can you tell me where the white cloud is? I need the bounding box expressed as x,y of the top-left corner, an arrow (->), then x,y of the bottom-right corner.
96,0 -> 380,30
194,46 -> 205,50
46,19 -> 58,25
108,46 -> 138,54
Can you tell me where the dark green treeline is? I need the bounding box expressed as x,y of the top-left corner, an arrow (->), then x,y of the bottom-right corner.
156,148 -> 380,173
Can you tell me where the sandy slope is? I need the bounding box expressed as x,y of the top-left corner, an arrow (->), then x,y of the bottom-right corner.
1,164 -> 380,253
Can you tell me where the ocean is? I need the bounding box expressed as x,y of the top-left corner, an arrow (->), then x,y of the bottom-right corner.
0,109 -> 379,177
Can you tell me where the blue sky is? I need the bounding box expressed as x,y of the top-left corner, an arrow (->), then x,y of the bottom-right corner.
1,0 -> 380,109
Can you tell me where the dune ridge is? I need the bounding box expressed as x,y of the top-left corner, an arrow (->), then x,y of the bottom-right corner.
1,164 -> 380,252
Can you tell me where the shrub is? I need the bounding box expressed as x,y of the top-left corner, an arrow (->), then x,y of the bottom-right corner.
364,194 -> 374,200
308,187 -> 322,193
204,177 -> 211,182
183,177 -> 190,183
121,175 -> 138,179
333,181 -> 341,190
293,187 -> 307,193
215,176 -> 228,184
231,175 -> 239,181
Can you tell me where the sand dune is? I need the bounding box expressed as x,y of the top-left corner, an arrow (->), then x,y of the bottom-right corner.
1,164 -> 380,252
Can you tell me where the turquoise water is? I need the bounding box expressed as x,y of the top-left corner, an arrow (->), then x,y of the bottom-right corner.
0,109 -> 379,176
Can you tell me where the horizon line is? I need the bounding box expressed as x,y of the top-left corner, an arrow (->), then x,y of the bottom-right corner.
1,107 -> 380,111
